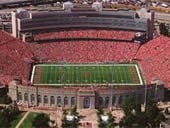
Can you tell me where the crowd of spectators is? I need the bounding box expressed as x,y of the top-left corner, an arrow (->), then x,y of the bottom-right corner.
0,31 -> 169,88
34,30 -> 135,41
0,31 -> 33,84
136,35 -> 170,88
30,40 -> 139,63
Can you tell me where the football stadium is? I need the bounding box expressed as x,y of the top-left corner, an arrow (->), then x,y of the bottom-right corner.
0,2 -> 168,109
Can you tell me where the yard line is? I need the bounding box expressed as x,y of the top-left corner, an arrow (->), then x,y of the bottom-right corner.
71,66 -> 73,84
49,66 -> 52,83
120,67 -> 124,83
97,66 -> 100,83
115,68 -> 118,83
122,66 -> 127,84
46,66 -> 49,84
89,67 -> 91,83
124,66 -> 129,83
92,67 -> 95,83
107,66 -> 110,83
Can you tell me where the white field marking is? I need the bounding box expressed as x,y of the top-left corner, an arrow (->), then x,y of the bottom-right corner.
123,67 -> 128,83
34,64 -> 138,67
31,64 -> 143,85
46,66 -> 49,83
33,83 -> 142,86
135,65 -> 143,85
30,66 -> 36,83
55,66 -> 56,83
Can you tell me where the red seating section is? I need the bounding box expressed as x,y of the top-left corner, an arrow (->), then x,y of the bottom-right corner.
0,32 -> 33,84
34,30 -> 135,41
0,31 -> 170,88
30,41 -> 139,63
136,36 -> 170,88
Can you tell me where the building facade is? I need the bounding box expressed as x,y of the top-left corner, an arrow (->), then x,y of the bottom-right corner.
8,80 -> 164,109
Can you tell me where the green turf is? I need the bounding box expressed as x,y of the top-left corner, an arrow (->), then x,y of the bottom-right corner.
32,64 -> 142,85
10,112 -> 25,128
19,112 -> 40,128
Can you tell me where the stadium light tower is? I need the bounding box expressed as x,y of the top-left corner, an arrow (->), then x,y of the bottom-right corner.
155,83 -> 158,101
144,57 -> 150,110
144,84 -> 147,111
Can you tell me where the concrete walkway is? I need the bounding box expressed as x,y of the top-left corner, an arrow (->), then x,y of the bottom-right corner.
16,111 -> 30,128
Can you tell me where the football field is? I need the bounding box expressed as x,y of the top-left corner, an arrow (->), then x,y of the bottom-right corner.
31,64 -> 143,86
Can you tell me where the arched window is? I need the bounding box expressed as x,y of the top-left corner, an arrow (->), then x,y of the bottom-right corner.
18,92 -> 22,101
31,94 -> 35,103
38,95 -> 41,103
105,96 -> 109,107
50,96 -> 55,104
71,97 -> 75,106
112,96 -> 116,106
24,93 -> 28,101
98,96 -> 103,106
57,96 -> 62,106
64,97 -> 68,105
44,95 -> 48,104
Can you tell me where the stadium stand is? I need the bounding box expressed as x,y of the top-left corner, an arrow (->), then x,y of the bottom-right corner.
0,30 -> 169,89
12,8 -> 153,41
34,30 -> 135,42
0,31 -> 33,84
29,40 -> 140,63
136,36 -> 170,88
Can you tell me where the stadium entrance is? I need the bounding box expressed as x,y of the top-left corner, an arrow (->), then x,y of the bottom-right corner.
83,97 -> 90,108
78,90 -> 95,109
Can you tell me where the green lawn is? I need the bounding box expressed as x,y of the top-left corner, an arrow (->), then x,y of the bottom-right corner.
19,112 -> 40,128
10,112 -> 25,128
32,64 -> 142,85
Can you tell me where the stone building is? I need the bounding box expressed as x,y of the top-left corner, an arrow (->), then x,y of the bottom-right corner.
8,79 -> 164,109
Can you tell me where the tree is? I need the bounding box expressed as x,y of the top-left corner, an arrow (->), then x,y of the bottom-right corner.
97,108 -> 105,128
4,95 -> 12,104
98,117 -> 105,128
70,106 -> 80,128
70,106 -> 78,116
61,110 -> 69,128
0,108 -> 10,128
121,96 -> 136,116
32,113 -> 50,128
97,108 -> 104,116
159,23 -> 169,36
97,108 -> 116,128
106,112 -> 116,128
62,107 -> 80,128
0,102 -> 20,128
145,100 -> 165,127
165,107 -> 170,115
7,102 -> 19,121
120,97 -> 165,128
